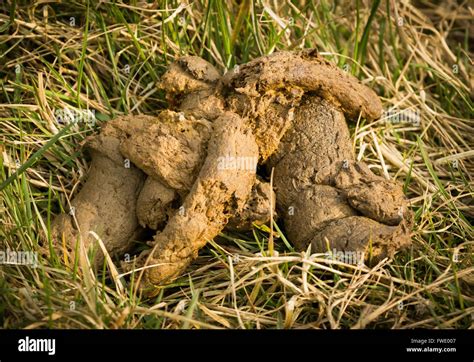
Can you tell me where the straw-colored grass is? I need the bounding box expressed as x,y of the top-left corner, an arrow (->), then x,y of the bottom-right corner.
0,0 -> 472,329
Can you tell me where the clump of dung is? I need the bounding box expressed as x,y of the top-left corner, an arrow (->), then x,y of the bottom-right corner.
51,50 -> 411,295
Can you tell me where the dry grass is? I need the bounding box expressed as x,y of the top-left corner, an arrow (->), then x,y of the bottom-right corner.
0,0 -> 473,329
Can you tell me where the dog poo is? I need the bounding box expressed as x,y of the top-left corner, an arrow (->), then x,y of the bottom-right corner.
51,50 -> 411,294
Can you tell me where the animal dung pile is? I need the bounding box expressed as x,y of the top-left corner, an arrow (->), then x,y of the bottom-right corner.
51,49 -> 411,295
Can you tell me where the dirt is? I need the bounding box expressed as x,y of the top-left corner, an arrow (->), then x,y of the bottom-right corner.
51,49 -> 411,294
